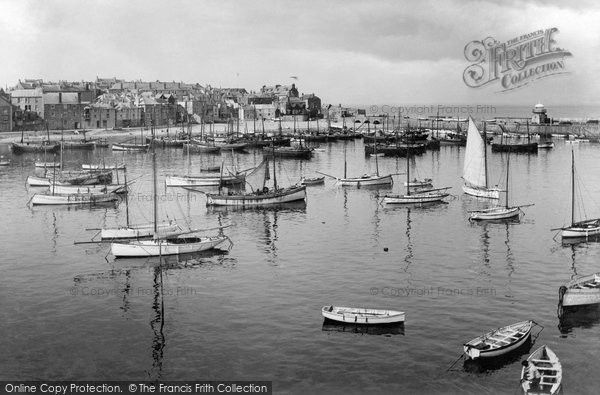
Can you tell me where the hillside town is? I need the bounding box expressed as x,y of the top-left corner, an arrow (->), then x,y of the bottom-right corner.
0,78 -> 324,133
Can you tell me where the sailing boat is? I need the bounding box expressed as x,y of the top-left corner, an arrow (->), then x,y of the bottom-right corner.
462,116 -> 501,199
110,126 -> 231,257
468,153 -> 529,220
491,121 -> 538,153
334,136 -> 393,186
101,166 -> 180,239
205,144 -> 306,207
383,144 -> 450,204
554,150 -> 600,238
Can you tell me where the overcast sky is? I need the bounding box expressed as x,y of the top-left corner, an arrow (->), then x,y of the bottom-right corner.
1,0 -> 598,106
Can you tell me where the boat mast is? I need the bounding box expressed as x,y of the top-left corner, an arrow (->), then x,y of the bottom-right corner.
343,141 -> 347,179
483,120 -> 488,189
505,153 -> 510,209
406,143 -> 410,196
526,120 -> 531,144
272,142 -> 278,191
571,149 -> 575,226
124,165 -> 130,228
152,118 -> 158,237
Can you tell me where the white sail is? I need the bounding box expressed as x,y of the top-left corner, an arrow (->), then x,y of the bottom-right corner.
463,117 -> 487,188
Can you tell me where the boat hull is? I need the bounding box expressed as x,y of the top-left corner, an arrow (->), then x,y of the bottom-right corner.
321,306 -> 405,325
520,345 -> 562,395
49,184 -> 126,195
111,143 -> 149,151
11,143 -> 60,154
560,273 -> 600,307
561,224 -> 600,238
101,223 -> 180,239
82,164 -> 126,170
462,184 -> 501,199
31,193 -> 118,205
464,320 -> 533,359
165,175 -> 245,187
469,206 -> 520,221
491,142 -> 538,153
383,192 -> 448,204
339,174 -> 393,186
110,236 -> 228,257
206,186 -> 306,206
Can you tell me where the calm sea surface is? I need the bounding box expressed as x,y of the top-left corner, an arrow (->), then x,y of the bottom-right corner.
1,124 -> 600,393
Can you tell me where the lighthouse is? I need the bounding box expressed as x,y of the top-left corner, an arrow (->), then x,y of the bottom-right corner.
532,103 -> 549,124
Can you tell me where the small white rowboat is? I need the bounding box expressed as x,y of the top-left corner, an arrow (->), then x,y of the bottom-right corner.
520,345 -> 562,395
559,272 -> 600,307
464,320 -> 533,359
321,306 -> 405,325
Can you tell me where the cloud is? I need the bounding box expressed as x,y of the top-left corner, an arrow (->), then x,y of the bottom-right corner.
0,0 -> 599,105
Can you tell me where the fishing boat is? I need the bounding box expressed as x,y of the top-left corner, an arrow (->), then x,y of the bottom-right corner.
111,142 -> 149,151
463,320 -> 533,360
558,272 -> 600,307
184,140 -> 221,153
82,163 -> 126,170
469,154 -> 530,221
462,117 -> 501,199
329,137 -> 393,186
491,123 -> 538,153
165,173 -> 245,187
554,150 -> 600,239
110,128 -> 231,257
26,170 -> 113,187
49,184 -> 126,195
520,345 -> 562,395
321,306 -> 405,325
263,146 -> 312,159
205,154 -> 306,207
383,143 -> 449,204
11,141 -> 60,154
30,191 -> 119,206
300,176 -> 325,186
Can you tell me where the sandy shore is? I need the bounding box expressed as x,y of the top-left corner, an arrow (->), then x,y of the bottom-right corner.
0,119 -> 335,144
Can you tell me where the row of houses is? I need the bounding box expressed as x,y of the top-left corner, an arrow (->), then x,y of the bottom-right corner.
0,78 -> 323,132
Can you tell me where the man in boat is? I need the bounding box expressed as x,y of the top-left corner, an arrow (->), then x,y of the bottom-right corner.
521,360 -> 541,390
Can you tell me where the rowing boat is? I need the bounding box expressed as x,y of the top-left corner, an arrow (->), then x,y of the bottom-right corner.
301,176 -> 325,186
321,306 -> 405,325
520,345 -> 562,394
559,272 -> 600,307
464,320 -> 533,359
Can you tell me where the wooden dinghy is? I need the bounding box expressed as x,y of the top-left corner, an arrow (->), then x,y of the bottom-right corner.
82,163 -> 126,170
301,176 -> 325,186
34,161 -> 61,168
338,174 -> 393,186
111,142 -> 149,152
464,320 -> 533,359
321,306 -> 405,325
520,345 -> 562,395
404,178 -> 433,188
31,192 -> 119,206
559,272 -> 600,307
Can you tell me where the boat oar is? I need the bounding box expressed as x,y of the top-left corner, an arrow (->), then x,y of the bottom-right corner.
445,353 -> 464,372
316,171 -> 338,180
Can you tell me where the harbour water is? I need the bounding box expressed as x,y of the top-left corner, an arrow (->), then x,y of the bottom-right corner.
1,132 -> 600,393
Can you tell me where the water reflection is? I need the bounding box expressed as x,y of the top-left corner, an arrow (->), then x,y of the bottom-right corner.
558,305 -> 600,336
321,322 -> 405,336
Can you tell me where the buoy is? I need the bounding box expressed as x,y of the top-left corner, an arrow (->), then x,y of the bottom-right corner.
384,247 -> 389,252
